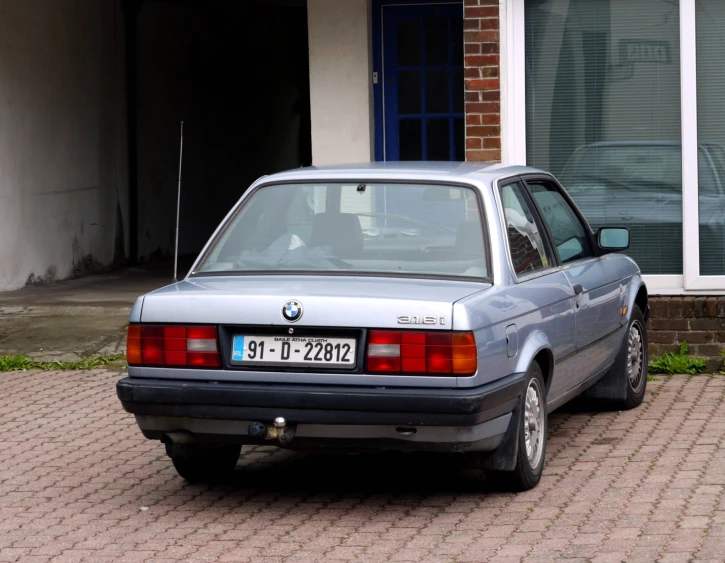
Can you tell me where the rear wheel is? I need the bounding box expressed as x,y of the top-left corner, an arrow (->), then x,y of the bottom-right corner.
166,443 -> 242,483
494,361 -> 547,491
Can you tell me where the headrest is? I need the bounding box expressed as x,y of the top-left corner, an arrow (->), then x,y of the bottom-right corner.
455,221 -> 485,260
310,213 -> 363,258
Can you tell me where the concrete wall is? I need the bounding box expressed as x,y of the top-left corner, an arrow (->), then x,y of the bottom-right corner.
0,0 -> 128,292
308,0 -> 374,165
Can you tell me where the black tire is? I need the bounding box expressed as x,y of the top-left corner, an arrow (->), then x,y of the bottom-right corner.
166,444 -> 242,483
495,361 -> 547,492
582,306 -> 648,411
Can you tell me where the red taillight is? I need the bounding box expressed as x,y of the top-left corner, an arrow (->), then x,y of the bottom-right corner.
366,330 -> 477,376
127,324 -> 221,368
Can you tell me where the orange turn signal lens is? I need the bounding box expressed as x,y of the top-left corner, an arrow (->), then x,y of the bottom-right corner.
126,325 -> 142,366
452,333 -> 478,375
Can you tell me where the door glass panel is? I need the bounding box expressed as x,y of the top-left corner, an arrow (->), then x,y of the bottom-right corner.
397,19 -> 421,66
398,71 -> 421,115
383,4 -> 463,162
426,71 -> 449,113
454,119 -> 465,161
696,1 -> 725,275
500,183 -> 554,275
400,120 -> 422,160
528,181 -> 594,263
525,0 -> 682,275
425,17 -> 448,66
427,119 -> 450,160
451,17 -> 463,66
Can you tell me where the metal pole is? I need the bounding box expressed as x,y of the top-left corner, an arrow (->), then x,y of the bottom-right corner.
173,121 -> 184,282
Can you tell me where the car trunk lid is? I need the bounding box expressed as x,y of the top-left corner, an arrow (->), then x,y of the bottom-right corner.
140,275 -> 490,330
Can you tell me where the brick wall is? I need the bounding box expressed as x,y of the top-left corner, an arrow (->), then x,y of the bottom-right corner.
649,297 -> 725,372
463,0 -> 501,163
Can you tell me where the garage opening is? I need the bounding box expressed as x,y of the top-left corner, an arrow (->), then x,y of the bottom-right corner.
128,0 -> 311,265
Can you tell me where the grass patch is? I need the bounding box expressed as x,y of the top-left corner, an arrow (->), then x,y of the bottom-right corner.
0,355 -> 32,371
648,341 -> 707,375
0,354 -> 126,372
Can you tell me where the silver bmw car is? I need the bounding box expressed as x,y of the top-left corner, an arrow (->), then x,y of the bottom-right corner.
117,162 -> 648,491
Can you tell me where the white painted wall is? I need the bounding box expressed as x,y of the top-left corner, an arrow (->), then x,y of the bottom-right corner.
0,0 -> 128,292
308,0 -> 374,165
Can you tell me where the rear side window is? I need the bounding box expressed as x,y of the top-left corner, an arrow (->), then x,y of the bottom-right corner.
499,182 -> 553,276
527,181 -> 593,264
195,182 -> 489,279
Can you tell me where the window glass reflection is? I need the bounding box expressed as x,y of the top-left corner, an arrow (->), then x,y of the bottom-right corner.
525,0 -> 682,275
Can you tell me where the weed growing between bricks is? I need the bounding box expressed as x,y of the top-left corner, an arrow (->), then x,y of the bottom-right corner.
649,342 -> 708,375
649,296 -> 725,371
0,354 -> 126,372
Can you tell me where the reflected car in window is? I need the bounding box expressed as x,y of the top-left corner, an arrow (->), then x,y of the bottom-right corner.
116,163 -> 649,491
559,141 -> 725,275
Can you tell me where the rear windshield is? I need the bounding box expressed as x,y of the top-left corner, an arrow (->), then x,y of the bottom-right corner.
193,182 -> 489,279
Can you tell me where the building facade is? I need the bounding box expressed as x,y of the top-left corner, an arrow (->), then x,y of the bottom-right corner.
2,0 -> 724,366
359,0 -> 725,367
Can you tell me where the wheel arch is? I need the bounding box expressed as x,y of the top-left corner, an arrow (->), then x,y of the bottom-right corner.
627,279 -> 649,322
533,348 -> 554,394
634,283 -> 648,321
514,330 -> 554,394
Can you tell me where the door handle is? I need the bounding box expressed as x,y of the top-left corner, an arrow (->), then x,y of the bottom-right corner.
573,284 -> 584,295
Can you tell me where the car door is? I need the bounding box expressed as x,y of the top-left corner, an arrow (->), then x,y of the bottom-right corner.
497,180 -> 577,404
524,177 -> 626,388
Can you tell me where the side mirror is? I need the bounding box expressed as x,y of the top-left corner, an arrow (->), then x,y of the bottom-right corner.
597,227 -> 630,252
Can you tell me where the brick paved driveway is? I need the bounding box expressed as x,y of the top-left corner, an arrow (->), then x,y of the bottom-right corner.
1,371 -> 725,563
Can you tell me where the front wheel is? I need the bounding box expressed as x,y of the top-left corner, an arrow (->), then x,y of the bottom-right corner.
495,362 -> 547,491
621,310 -> 648,409
581,306 -> 647,410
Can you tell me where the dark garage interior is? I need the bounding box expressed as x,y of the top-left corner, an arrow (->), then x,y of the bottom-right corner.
125,0 -> 311,265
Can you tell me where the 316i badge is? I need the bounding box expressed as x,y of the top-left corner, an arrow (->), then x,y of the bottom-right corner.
282,300 -> 303,323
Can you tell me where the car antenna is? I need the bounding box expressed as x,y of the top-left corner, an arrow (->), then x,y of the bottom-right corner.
173,121 -> 184,283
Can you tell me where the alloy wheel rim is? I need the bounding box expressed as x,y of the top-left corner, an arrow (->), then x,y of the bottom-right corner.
628,321 -> 645,393
524,377 -> 545,469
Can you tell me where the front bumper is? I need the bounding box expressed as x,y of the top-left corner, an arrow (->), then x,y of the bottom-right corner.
116,373 -> 525,451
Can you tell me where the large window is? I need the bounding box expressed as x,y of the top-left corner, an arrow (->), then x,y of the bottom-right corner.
697,1 -> 725,276
524,0 -> 682,275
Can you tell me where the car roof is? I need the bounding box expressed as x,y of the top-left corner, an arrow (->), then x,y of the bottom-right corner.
257,161 -> 544,184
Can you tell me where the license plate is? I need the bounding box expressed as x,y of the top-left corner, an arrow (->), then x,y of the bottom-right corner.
231,335 -> 357,368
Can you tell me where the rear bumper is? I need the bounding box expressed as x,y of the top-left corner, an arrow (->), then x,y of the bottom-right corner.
116,373 -> 525,451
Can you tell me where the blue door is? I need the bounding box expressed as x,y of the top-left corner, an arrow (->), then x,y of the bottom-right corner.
377,2 -> 464,161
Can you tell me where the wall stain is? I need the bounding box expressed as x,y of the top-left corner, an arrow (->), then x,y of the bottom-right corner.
71,236 -> 103,279
25,266 -> 58,286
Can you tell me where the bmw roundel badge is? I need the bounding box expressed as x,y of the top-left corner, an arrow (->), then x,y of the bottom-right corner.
282,300 -> 303,323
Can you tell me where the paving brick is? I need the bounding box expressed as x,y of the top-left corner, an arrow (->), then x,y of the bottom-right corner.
1,371 -> 724,562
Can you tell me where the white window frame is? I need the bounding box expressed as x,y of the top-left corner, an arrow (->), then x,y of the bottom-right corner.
501,0 -> 725,295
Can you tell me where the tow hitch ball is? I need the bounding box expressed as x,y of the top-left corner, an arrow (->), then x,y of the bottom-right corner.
248,417 -> 296,444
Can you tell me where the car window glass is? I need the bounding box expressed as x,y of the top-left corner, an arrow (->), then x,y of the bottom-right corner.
499,182 -> 552,276
197,183 -> 489,279
528,181 -> 593,264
